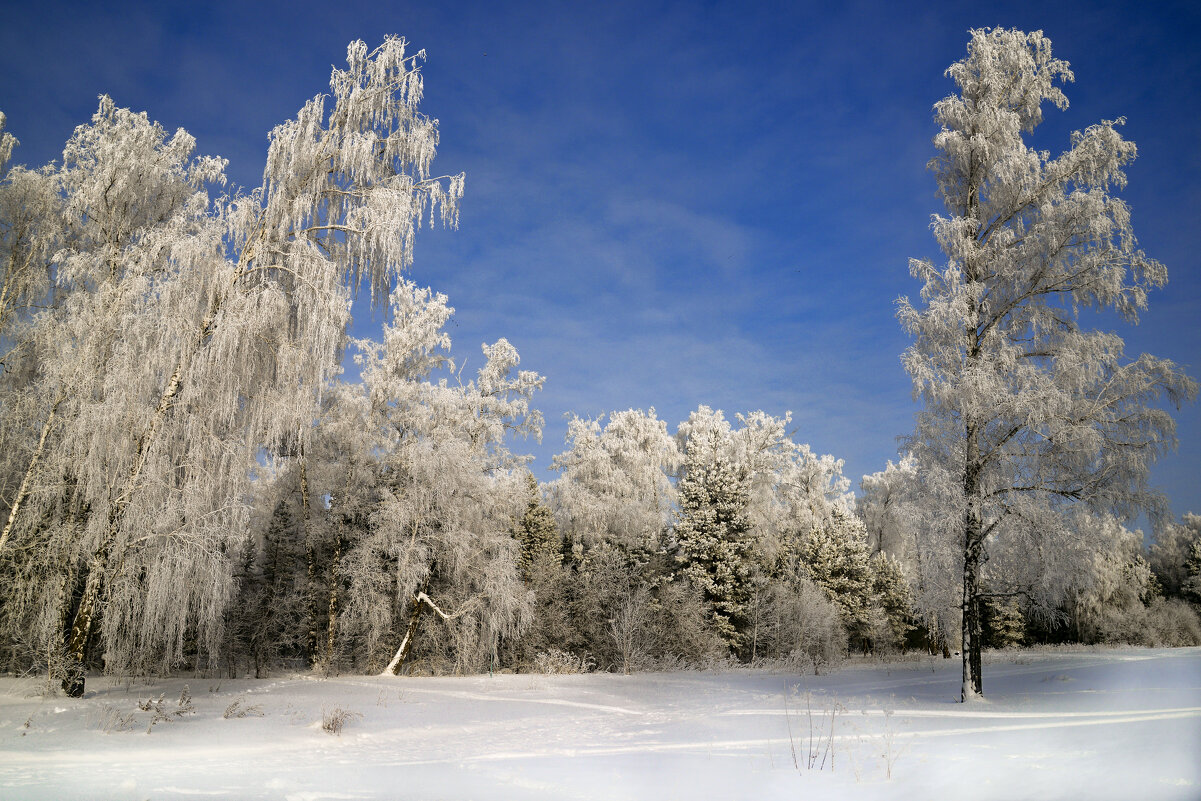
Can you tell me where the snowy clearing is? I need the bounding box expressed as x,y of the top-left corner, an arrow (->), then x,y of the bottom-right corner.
2,647 -> 1198,800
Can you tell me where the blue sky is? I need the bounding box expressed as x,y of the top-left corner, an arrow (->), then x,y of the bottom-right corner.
2,0 -> 1198,521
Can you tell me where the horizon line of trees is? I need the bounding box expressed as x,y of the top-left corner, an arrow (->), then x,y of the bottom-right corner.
1,30 -> 1198,696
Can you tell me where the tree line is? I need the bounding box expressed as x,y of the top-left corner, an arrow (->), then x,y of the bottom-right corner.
0,30 -> 1197,700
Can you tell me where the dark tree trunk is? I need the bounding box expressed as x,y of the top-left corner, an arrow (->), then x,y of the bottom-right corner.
62,552 -> 106,697
325,534 -> 342,669
961,540 -> 984,699
299,458 -> 321,668
960,411 -> 985,700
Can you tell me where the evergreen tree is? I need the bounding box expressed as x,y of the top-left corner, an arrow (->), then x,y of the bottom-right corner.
796,511 -> 877,650
1181,540 -> 1201,606
982,595 -> 1026,649
1150,514 -> 1201,600
229,500 -> 309,676
869,551 -> 916,651
675,429 -> 753,652
513,472 -> 560,581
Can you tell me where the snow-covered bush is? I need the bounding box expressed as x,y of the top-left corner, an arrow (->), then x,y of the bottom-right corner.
787,580 -> 847,675
1144,599 -> 1201,646
646,579 -> 728,668
532,649 -> 595,674
747,577 -> 846,674
321,707 -> 361,735
223,698 -> 265,718
1088,597 -> 1201,647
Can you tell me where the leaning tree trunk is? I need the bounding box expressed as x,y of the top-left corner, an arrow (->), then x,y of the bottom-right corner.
0,395 -> 63,555
60,297 -> 220,696
380,590 -> 458,677
62,549 -> 107,696
384,594 -> 425,676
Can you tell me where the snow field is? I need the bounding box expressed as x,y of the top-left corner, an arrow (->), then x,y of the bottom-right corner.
1,646 -> 1198,800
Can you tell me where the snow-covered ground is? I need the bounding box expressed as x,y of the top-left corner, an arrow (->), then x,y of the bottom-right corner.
2,647 -> 1198,800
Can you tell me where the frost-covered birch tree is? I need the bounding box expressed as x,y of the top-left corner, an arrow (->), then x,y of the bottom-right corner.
859,456 -> 956,653
0,36 -> 464,694
336,281 -> 542,676
548,408 -> 680,556
899,28 -> 1196,700
0,121 -> 62,569
0,100 -> 230,688
729,409 -> 853,566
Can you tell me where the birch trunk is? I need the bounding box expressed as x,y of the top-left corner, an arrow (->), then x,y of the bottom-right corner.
62,550 -> 106,696
380,592 -> 457,676
960,410 -> 985,699
59,294 -> 221,695
381,594 -> 424,676
960,543 -> 984,699
0,395 -> 62,554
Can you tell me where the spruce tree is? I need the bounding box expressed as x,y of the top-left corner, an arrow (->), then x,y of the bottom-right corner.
869,551 -> 916,651
675,431 -> 753,652
513,472 -> 560,581
982,595 -> 1026,649
798,511 -> 877,650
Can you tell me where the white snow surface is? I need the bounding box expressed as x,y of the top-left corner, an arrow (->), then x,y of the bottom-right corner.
2,647 -> 1198,800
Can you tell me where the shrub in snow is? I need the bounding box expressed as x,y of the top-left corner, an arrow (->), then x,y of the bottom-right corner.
646,578 -> 728,668
532,649 -> 594,674
787,580 -> 848,675
223,698 -> 265,718
137,686 -> 196,733
745,576 -> 846,674
1080,595 -> 1201,647
93,704 -> 137,733
321,707 -> 362,735
1145,598 -> 1201,646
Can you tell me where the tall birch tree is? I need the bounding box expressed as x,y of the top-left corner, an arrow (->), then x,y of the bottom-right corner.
899,28 -> 1196,700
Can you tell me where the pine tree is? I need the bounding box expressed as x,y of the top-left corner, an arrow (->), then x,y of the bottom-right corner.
1182,540 -> 1201,606
796,511 -> 877,650
869,551 -> 915,651
513,472 -> 560,581
675,429 -> 753,652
